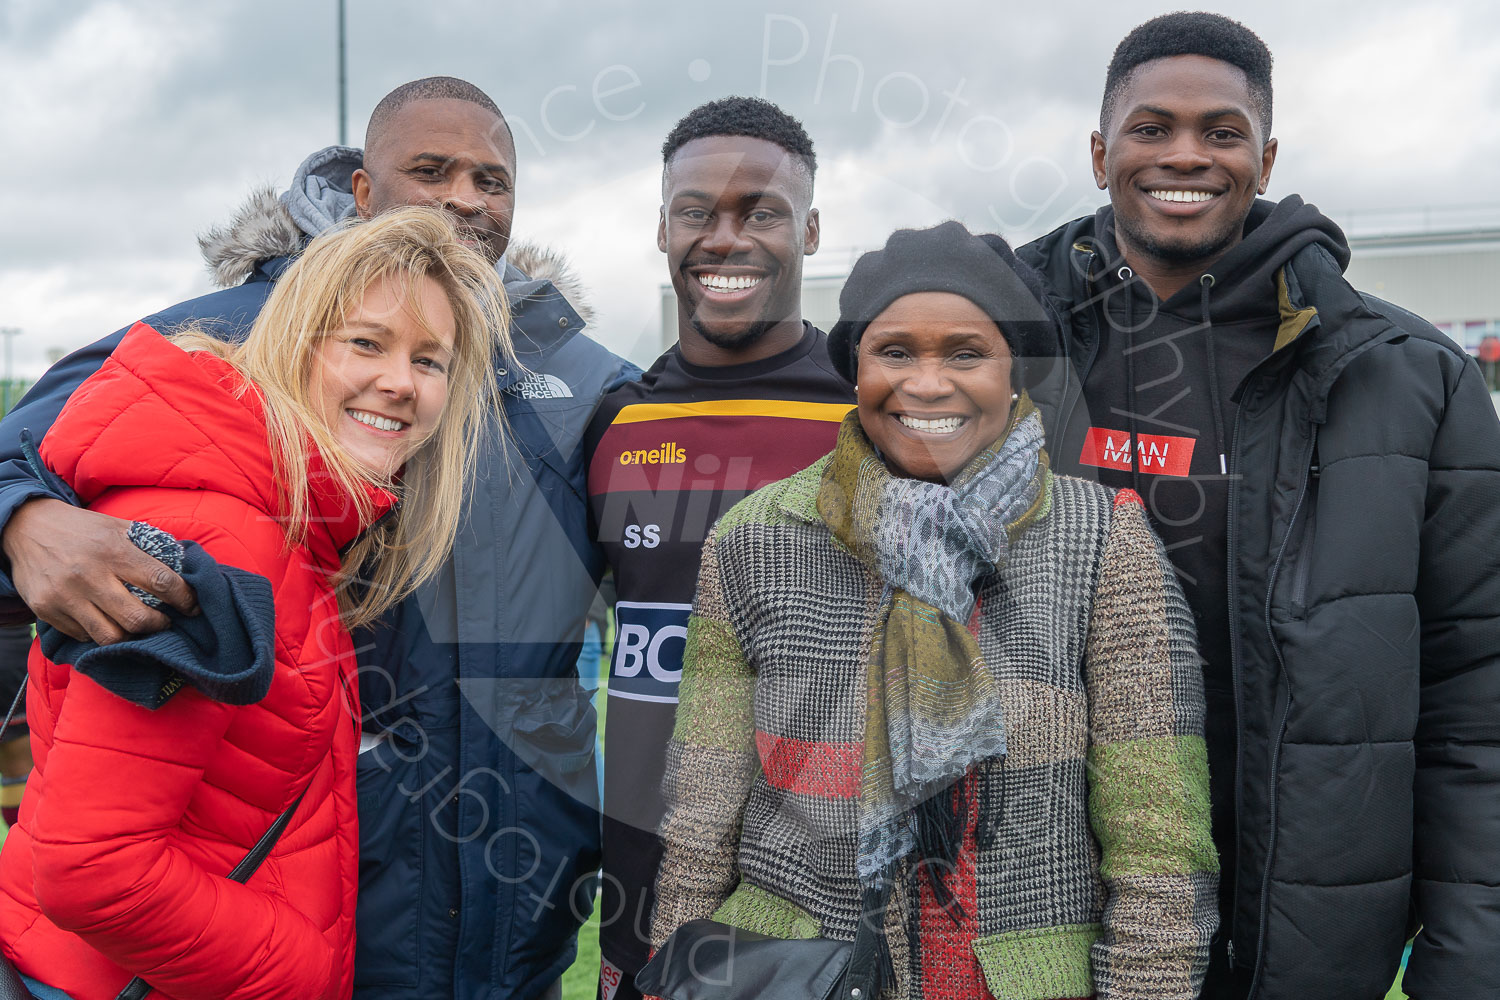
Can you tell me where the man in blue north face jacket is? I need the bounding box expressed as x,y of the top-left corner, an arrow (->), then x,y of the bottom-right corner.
0,77 -> 638,1000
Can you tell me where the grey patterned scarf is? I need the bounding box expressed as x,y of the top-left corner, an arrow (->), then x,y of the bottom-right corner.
818,393 -> 1050,884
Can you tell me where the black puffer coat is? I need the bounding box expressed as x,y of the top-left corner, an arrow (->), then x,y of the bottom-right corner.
1020,197 -> 1500,999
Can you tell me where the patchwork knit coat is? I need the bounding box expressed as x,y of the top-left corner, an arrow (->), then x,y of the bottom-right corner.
651,460 -> 1217,1000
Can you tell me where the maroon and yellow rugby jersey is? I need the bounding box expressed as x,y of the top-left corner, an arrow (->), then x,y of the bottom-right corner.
583,324 -> 852,989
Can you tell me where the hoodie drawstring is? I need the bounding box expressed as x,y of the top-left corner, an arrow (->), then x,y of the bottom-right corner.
1199,274 -> 1228,475
1118,267 -> 1141,497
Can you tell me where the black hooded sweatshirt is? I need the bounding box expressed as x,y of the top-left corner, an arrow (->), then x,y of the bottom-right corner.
1037,196 -> 1347,990
1059,198 -> 1344,678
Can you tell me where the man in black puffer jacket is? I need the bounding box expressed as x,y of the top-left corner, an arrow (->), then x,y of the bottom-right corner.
1018,12 -> 1500,999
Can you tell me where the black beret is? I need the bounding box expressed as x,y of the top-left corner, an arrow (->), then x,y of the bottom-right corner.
825,220 -> 1062,387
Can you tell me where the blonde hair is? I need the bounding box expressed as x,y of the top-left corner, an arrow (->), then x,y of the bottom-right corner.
174,206 -> 511,627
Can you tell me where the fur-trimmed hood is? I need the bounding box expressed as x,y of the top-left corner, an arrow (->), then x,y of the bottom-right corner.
196,146 -> 594,325
197,185 -> 304,290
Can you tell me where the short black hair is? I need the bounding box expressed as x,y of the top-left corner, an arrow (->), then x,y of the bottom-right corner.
1101,12 -> 1273,140
365,76 -> 513,157
662,97 -> 817,177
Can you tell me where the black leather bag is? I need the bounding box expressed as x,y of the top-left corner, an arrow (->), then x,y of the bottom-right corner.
635,921 -> 852,1000
0,956 -> 30,1000
637,884 -> 889,1000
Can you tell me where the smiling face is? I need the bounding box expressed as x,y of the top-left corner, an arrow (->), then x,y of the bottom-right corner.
352,98 -> 516,263
658,135 -> 819,364
1091,54 -> 1277,290
311,272 -> 456,479
856,292 -> 1015,483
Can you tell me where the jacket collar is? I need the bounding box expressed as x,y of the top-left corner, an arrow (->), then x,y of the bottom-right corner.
777,457 -> 831,525
1263,242 -> 1406,422
301,448 -> 400,558
500,267 -> 587,391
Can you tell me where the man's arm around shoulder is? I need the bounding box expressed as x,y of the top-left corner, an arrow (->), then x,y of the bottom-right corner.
0,326 -> 197,641
0,329 -> 127,589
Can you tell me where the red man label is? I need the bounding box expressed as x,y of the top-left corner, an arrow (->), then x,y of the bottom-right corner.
1079,427 -> 1196,478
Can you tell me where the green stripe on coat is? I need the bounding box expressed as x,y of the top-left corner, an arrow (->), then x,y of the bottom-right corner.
1088,734 -> 1217,879
713,883 -> 822,940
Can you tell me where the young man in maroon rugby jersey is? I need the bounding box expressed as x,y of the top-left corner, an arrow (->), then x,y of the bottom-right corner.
584,97 -> 853,1000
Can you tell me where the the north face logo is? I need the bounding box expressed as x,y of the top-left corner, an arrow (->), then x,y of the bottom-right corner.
508,373 -> 574,399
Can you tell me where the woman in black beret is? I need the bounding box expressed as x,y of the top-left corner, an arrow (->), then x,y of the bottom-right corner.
646,221 -> 1217,1000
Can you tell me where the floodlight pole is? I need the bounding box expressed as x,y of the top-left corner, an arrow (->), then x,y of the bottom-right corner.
337,0 -> 348,146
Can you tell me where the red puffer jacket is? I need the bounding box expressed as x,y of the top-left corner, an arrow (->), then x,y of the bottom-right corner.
0,323 -> 394,999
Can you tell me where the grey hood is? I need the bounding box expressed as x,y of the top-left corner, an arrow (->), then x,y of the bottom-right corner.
196,145 -> 593,325
281,144 -> 362,236
197,144 -> 359,288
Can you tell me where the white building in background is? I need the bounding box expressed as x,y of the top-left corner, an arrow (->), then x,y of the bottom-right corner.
1344,228 -> 1500,352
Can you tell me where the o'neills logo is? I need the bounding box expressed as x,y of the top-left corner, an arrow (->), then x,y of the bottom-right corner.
1079,427 -> 1195,477
619,442 -> 687,466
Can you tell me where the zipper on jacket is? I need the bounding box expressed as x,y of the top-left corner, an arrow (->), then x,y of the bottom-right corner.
337,496 -> 402,559
1245,431 -> 1317,999
1247,674 -> 1292,1000
1288,459 -> 1320,617
1225,400 -> 1248,964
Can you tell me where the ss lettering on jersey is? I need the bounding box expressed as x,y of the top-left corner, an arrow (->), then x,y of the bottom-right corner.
622,524 -> 660,549
609,602 -> 691,704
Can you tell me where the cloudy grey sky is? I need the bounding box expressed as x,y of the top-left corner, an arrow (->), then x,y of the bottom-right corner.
3,0 -> 1498,374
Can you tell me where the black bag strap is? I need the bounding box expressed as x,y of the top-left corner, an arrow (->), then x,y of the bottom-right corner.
225,789 -> 308,883
113,788 -> 307,1000
0,677 -> 306,1000
0,678 -> 24,748
840,881 -> 892,1000
0,645 -> 306,1000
